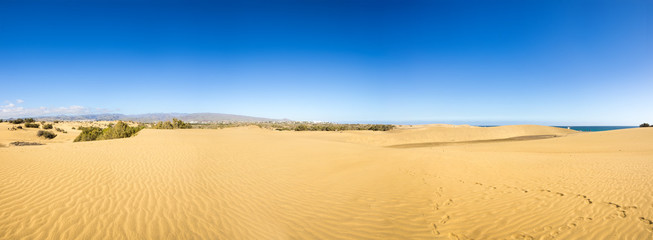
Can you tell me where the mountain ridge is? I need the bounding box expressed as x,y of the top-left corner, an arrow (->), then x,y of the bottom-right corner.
24,113 -> 283,123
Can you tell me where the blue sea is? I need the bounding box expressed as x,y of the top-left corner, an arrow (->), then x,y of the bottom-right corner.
552,126 -> 637,132
339,121 -> 638,132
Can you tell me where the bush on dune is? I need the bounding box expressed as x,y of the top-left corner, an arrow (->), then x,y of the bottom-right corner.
42,123 -> 53,129
291,123 -> 395,131
74,127 -> 103,142
98,121 -> 143,140
152,118 -> 192,129
640,123 -> 650,128
191,121 -> 396,131
24,123 -> 40,128
37,130 -> 57,139
9,119 -> 24,124
8,118 -> 36,124
367,124 -> 394,131
74,121 -> 144,142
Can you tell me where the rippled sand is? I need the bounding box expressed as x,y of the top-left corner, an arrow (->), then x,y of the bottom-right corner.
1,124 -> 652,239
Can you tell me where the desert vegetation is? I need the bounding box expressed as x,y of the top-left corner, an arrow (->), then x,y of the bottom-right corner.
24,123 -> 40,128
641,123 -> 650,127
191,121 -> 396,131
10,141 -> 44,146
74,121 -> 144,142
37,130 -> 57,139
55,127 -> 67,133
9,119 -> 24,124
152,118 -> 193,129
42,123 -> 53,129
7,118 -> 35,124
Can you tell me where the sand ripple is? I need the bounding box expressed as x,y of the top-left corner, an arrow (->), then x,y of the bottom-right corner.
1,126 -> 652,239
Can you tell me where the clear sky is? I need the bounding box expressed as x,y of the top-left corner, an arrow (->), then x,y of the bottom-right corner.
1,0 -> 651,125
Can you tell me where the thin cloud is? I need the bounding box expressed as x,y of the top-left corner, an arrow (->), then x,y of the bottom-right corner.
0,100 -> 110,118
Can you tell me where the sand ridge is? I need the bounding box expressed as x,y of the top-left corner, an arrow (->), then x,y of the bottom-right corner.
1,125 -> 652,239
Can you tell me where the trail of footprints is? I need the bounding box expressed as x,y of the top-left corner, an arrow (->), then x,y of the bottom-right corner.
468,179 -> 644,221
410,170 -> 653,237
436,178 -> 653,237
426,184 -> 457,238
430,198 -> 454,237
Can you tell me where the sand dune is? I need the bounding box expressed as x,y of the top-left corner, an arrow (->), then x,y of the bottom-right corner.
309,124 -> 577,147
0,122 -> 80,146
1,125 -> 652,239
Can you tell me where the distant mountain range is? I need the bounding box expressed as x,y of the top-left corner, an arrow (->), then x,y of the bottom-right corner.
31,113 -> 284,123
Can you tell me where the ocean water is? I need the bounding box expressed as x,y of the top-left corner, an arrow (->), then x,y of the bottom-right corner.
553,126 -> 637,132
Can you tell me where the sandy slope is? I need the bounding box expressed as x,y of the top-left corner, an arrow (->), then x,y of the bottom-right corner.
1,125 -> 652,239
0,122 -> 79,146
291,124 -> 577,147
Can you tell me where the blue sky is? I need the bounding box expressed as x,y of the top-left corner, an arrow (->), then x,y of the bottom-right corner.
1,0 -> 651,125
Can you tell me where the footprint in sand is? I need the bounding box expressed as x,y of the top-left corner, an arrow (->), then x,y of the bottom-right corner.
575,194 -> 593,204
440,214 -> 450,224
639,217 -> 653,232
607,202 -> 621,208
510,233 -> 534,240
617,210 -> 627,218
431,223 -> 440,235
448,232 -> 468,240
538,217 -> 589,239
431,201 -> 440,211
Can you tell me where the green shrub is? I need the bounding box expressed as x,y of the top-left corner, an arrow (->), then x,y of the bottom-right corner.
152,118 -> 192,129
42,123 -> 53,129
74,121 -> 144,142
10,119 -> 24,124
74,127 -> 103,142
25,118 -> 35,123
368,124 -> 394,131
295,124 -> 308,131
191,121 -> 396,132
55,128 -> 67,133
24,123 -> 40,128
37,130 -> 57,139
641,123 -> 650,127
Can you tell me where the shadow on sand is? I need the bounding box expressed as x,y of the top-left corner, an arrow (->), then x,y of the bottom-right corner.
386,135 -> 559,148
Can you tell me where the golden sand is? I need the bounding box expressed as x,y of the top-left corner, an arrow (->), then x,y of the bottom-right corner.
1,123 -> 652,239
